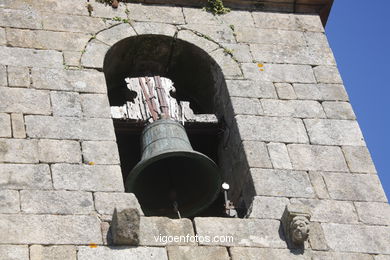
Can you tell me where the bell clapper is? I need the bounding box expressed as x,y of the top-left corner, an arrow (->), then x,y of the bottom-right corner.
173,201 -> 182,219
169,189 -> 182,219
222,182 -> 237,218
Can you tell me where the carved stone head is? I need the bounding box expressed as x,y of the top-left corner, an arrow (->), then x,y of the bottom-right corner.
282,204 -> 311,248
290,215 -> 310,244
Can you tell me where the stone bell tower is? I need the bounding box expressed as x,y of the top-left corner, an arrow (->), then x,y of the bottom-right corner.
0,0 -> 389,259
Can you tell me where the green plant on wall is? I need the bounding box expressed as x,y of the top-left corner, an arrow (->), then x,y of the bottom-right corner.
206,0 -> 230,15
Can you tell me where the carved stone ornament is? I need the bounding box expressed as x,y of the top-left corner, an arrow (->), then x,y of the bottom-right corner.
282,204 -> 311,247
110,208 -> 141,246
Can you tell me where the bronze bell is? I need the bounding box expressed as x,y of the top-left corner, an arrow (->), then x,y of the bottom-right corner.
125,119 -> 221,218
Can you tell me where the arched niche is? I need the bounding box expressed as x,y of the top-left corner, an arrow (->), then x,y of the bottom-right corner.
102,33 -> 246,217
103,34 -> 225,114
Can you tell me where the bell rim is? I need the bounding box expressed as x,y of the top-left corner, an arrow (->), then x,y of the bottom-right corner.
125,150 -> 221,217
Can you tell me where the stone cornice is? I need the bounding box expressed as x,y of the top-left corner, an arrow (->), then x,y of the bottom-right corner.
126,0 -> 334,26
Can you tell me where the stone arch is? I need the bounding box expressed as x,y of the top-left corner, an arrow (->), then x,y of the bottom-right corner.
104,34 -> 223,113
80,21 -> 242,114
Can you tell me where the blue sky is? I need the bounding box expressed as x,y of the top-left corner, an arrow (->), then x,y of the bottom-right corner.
326,1 -> 390,199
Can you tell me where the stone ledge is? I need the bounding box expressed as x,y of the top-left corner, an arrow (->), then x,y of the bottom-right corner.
78,246 -> 168,260
139,217 -> 195,246
194,217 -> 286,247
312,251 -> 375,260
167,246 -> 230,260
252,12 -> 324,32
230,247 -> 311,260
30,245 -> 76,260
134,0 -> 332,26
0,214 -> 102,244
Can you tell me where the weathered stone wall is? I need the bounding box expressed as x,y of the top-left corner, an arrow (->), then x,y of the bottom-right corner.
0,1 -> 389,259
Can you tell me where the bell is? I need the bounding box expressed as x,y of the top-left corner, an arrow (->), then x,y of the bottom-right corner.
125,119 -> 221,218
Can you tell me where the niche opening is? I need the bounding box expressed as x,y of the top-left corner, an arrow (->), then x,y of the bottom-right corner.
104,34 -> 231,218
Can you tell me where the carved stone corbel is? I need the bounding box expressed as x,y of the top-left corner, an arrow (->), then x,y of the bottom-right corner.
110,208 -> 140,245
282,204 -> 311,248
